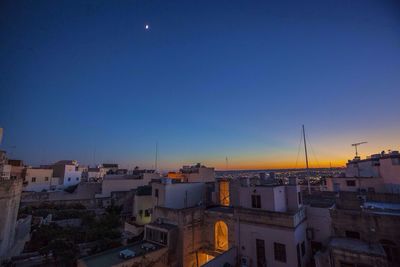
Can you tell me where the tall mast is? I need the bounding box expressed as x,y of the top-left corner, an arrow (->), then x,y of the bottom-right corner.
302,125 -> 311,194
155,142 -> 158,172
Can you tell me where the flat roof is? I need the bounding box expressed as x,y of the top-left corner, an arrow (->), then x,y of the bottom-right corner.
206,206 -> 234,214
79,241 -> 162,267
103,175 -> 143,180
329,238 -> 386,256
363,201 -> 400,215
147,222 -> 178,231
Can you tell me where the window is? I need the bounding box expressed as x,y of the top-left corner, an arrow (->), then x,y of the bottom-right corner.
298,192 -> 302,204
346,180 -> 356,187
215,221 -> 228,251
274,242 -> 286,263
160,231 -> 167,245
380,239 -> 399,263
155,189 -> 159,197
68,177 -> 71,181
251,195 -> 261,208
31,177 -> 36,182
76,177 -> 79,181
301,241 -> 306,256
297,243 -> 301,267
368,187 -> 375,193
345,230 -> 360,239
256,239 -> 266,267
145,209 -> 151,217
45,177 -> 49,181
146,228 -> 168,245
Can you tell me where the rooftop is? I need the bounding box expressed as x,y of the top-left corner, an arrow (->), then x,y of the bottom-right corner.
206,206 -> 234,214
103,174 -> 144,180
329,238 -> 386,257
363,201 -> 400,215
136,185 -> 152,196
147,222 -> 178,231
79,241 -> 162,267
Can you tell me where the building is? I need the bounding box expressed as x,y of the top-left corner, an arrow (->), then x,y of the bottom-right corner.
180,163 -> 215,183
0,151 -> 24,261
325,150 -> 400,194
81,167 -> 107,182
314,191 -> 400,267
101,163 -> 119,174
52,160 -> 82,187
9,160 -> 24,180
152,179 -> 206,209
132,185 -> 153,226
22,167 -> 54,192
96,170 -> 159,208
146,175 -> 308,267
0,151 -> 11,180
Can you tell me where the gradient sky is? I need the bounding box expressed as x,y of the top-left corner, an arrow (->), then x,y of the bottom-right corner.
1,0 -> 399,170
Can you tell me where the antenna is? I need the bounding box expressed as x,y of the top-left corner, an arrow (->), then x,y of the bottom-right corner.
225,156 -> 229,170
155,142 -> 158,172
302,125 -> 311,194
351,142 -> 367,157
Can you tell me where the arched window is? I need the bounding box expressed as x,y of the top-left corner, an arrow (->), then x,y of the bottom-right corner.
380,239 -> 399,263
215,221 -> 228,251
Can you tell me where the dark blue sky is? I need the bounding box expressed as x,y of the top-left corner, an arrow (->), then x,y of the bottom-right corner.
1,0 -> 399,169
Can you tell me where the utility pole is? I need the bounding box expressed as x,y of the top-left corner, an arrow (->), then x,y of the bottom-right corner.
302,125 -> 311,194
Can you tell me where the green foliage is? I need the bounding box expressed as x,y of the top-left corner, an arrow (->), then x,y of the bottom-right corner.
25,204 -> 123,262
40,239 -> 78,267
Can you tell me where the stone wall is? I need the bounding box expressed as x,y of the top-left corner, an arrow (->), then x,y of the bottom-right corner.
0,178 -> 23,260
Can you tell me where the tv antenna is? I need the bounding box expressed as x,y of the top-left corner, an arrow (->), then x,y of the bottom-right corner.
351,142 -> 367,157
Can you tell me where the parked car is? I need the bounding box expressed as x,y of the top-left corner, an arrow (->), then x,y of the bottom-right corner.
141,243 -> 156,251
119,249 -> 135,259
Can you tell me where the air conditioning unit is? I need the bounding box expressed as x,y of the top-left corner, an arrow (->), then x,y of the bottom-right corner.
241,256 -> 250,267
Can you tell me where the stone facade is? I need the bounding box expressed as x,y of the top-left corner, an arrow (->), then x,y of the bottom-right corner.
0,178 -> 23,261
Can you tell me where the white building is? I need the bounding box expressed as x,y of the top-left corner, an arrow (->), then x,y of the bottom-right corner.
52,160 -> 82,187
325,150 -> 400,194
22,168 -> 53,192
152,179 -> 205,209
230,179 -> 308,267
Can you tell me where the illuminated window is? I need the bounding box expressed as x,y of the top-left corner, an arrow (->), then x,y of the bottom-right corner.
215,221 -> 228,251
219,181 -> 230,206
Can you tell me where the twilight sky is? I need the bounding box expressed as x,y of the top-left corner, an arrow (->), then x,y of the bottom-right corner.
1,0 -> 399,170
